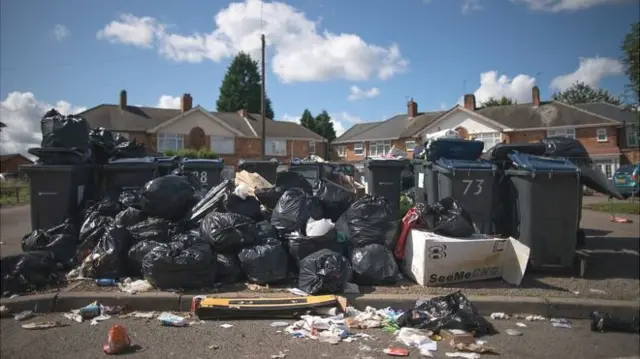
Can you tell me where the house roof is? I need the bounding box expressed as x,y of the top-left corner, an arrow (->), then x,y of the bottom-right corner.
333,111 -> 445,144
574,103 -> 639,124
476,101 -> 620,130
78,105 -> 325,141
1,154 -> 33,164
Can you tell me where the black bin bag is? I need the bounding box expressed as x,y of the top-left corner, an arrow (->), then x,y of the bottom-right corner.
141,175 -> 195,221
423,197 -> 476,238
270,188 -> 322,234
114,207 -> 147,228
77,212 -> 114,262
21,219 -> 78,266
238,239 -> 288,285
1,251 -> 64,297
275,171 -> 313,194
142,241 -> 217,290
215,253 -> 242,284
298,249 -> 352,295
127,240 -> 163,277
40,109 -> 90,150
190,180 -> 235,224
200,212 -> 257,253
396,291 -> 495,336
127,217 -> 171,244
222,192 -> 263,221
312,179 -> 356,222
336,195 -> 399,249
84,226 -> 132,279
255,186 -> 286,210
350,243 -> 400,285
287,228 -> 345,266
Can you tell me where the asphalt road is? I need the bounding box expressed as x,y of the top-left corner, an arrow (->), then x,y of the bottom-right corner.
1,313 -> 639,359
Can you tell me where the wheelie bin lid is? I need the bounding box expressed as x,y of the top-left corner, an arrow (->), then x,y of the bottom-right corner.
363,158 -> 409,168
505,152 -> 580,175
426,138 -> 484,162
104,156 -> 158,170
434,158 -> 494,173
181,158 -> 225,167
238,159 -> 279,166
19,163 -> 97,172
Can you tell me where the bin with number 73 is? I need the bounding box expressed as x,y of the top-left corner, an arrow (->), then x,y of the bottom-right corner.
180,158 -> 225,191
434,158 -> 497,234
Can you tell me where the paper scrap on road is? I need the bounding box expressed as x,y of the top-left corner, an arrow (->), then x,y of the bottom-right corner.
270,321 -> 289,327
21,321 -> 67,330
505,329 -> 523,336
270,352 -> 287,359
90,314 -> 111,325
515,322 -> 527,327
525,315 -> 546,321
490,312 -> 510,320
220,323 -> 234,329
63,312 -> 83,323
445,353 -> 481,359
13,310 -> 35,321
551,318 -> 572,329
589,288 -> 608,295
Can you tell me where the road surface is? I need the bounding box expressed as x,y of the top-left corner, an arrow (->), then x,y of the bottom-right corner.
1,313 -> 639,359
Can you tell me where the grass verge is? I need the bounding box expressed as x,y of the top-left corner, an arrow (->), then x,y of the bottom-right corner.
0,179 -> 30,206
583,201 -> 640,215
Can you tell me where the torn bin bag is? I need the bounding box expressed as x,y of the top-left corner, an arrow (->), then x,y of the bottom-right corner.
1,251 -> 65,297
238,239 -> 289,285
215,253 -> 242,284
270,188 -> 322,234
20,219 -> 78,266
287,228 -> 344,266
127,240 -> 163,277
426,197 -> 476,238
255,186 -> 286,210
85,226 -> 132,279
142,241 -> 217,290
336,196 -> 399,249
190,180 -> 235,224
396,291 -> 495,336
77,212 -> 114,262
141,175 -> 195,221
312,179 -> 356,222
350,244 -> 400,285
298,249 -> 352,295
200,212 -> 257,253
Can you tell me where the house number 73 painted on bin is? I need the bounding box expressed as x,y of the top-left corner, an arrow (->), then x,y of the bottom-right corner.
462,179 -> 484,195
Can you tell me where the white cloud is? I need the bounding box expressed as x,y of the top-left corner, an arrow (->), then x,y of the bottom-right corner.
156,95 -> 181,109
348,86 -> 380,101
463,71 -> 537,105
280,114 -> 299,123
53,24 -> 70,41
462,0 -> 483,13
96,0 -> 408,83
0,92 -> 86,157
510,0 -> 627,12
279,111 -> 361,136
440,102 -> 448,110
549,57 -> 623,91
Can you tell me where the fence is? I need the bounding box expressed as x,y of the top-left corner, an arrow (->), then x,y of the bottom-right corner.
0,179 -> 30,206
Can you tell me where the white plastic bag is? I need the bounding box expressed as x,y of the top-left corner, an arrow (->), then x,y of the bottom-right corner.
306,218 -> 334,236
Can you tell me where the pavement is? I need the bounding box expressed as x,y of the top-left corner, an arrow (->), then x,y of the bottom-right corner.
2,313 -> 639,359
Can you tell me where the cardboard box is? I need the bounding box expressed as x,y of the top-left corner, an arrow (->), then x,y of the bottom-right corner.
403,229 -> 530,286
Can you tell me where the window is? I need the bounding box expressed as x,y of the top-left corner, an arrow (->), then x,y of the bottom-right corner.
547,128 -> 576,139
157,133 -> 184,152
308,141 -> 316,155
473,132 -> 501,151
596,129 -> 607,142
354,142 -> 364,156
266,139 -> 286,156
336,145 -> 346,157
369,141 -> 391,157
595,160 -> 615,179
210,136 -> 234,154
405,140 -> 416,152
627,125 -> 639,147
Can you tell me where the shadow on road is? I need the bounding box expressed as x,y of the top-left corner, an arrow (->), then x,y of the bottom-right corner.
582,235 -> 640,280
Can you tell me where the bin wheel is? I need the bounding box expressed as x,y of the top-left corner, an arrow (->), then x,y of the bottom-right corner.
576,229 -> 586,248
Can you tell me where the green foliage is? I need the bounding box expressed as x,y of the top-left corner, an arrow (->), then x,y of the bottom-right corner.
297,109 -> 337,144
216,52 -> 275,119
551,82 -> 621,105
621,22 -> 640,105
163,149 -> 218,159
481,96 -> 515,107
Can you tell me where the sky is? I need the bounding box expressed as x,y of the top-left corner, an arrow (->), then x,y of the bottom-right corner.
1,0 -> 639,156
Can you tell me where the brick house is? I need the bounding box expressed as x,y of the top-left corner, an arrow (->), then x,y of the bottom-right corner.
78,91 -> 327,165
1,154 -> 34,174
334,86 -> 634,178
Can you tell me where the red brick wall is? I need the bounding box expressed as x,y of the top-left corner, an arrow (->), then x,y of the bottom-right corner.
1,155 -> 32,174
505,126 -> 620,157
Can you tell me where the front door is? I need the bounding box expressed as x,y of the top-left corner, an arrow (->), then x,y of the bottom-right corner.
189,127 -> 206,150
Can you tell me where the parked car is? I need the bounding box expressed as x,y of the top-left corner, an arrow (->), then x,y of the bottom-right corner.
612,163 -> 640,198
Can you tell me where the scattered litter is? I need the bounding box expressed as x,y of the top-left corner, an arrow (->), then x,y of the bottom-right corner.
13,310 -> 35,321
359,344 -> 373,352
396,327 -> 437,357
158,312 -> 188,327
345,306 -> 399,329
247,283 -> 268,291
490,312 -> 510,320
21,321 -> 66,330
103,324 -> 132,354
451,341 -> 498,355
551,318 -> 572,329
121,311 -> 156,319
515,322 -> 527,328
589,288 -> 608,295
79,302 -> 101,319
572,291 -> 580,295
288,288 -> 309,296
270,352 -> 287,359
314,307 -> 340,316
445,353 -> 481,359
96,278 -> 117,287
525,315 -> 546,321
90,314 -> 112,326
208,344 -> 220,350
101,305 -> 125,316
383,347 -> 409,356
220,323 -> 234,329
63,312 -> 83,323
505,329 -> 523,336
118,278 -> 153,294
0,305 -> 10,318
270,321 -> 289,327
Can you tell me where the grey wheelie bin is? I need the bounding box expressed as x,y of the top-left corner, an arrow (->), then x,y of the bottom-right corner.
19,164 -> 99,231
180,158 -> 224,191
156,156 -> 182,176
238,159 -> 279,184
434,158 -> 497,234
102,157 -> 158,198
505,152 -> 581,271
289,161 -> 336,185
363,159 -> 409,217
412,159 -> 438,205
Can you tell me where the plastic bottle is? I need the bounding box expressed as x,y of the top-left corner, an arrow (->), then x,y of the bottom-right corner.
96,279 -> 117,287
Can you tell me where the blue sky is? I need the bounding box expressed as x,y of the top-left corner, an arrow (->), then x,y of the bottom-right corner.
1,0 -> 638,154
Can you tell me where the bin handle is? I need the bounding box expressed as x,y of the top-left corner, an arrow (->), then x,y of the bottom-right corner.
548,169 -> 553,179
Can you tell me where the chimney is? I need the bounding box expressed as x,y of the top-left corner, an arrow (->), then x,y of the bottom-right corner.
407,98 -> 418,118
119,90 -> 127,110
181,93 -> 193,112
532,86 -> 540,107
463,94 -> 476,111
238,109 -> 248,118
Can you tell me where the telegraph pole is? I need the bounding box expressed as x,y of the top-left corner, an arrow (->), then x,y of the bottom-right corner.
260,34 -> 266,159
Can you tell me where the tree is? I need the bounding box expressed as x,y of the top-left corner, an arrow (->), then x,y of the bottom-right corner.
481,96 -> 515,107
299,109 -> 314,129
551,82 -> 621,105
621,22 -> 640,105
216,52 -> 275,119
298,109 -> 336,143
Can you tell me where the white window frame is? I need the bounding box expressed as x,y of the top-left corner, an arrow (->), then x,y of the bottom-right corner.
369,140 -> 392,157
265,138 -> 287,156
626,124 -> 639,147
473,132 -> 501,151
210,136 -> 235,154
157,133 -> 184,152
353,142 -> 364,156
596,128 -> 607,142
308,141 -> 316,155
405,140 -> 416,152
547,128 -> 576,139
336,145 -> 346,157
